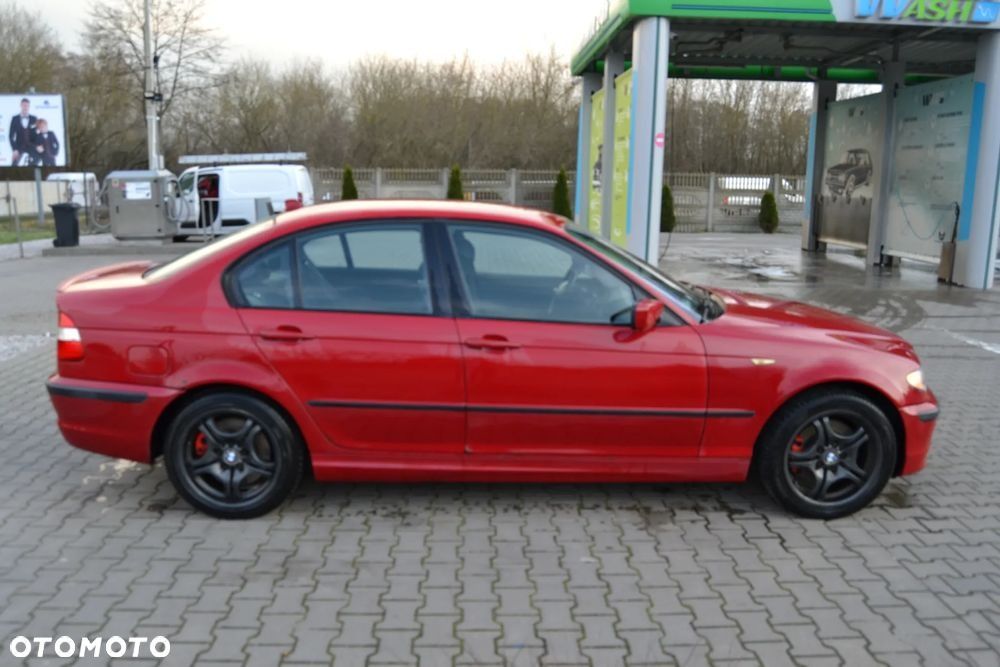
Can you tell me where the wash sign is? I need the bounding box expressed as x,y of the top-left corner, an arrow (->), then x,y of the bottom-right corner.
856,0 -> 1000,23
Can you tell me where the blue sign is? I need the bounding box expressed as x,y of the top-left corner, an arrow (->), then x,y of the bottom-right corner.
856,0 -> 1000,23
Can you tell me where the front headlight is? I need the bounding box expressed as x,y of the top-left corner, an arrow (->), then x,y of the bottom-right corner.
906,369 -> 927,391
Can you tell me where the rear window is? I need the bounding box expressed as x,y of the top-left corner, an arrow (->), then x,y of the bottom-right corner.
144,220 -> 277,280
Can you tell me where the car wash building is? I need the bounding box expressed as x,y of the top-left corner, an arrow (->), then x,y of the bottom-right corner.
572,0 -> 1000,289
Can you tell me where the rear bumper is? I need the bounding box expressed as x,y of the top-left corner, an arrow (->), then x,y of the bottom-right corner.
47,375 -> 180,464
898,400 -> 939,476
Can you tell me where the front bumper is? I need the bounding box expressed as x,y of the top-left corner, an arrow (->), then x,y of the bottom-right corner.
898,400 -> 939,476
47,375 -> 180,463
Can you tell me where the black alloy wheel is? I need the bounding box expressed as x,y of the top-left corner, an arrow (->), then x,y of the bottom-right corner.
758,391 -> 897,519
164,393 -> 303,519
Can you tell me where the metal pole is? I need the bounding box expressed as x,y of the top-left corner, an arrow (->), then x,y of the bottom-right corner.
707,173 -> 716,233
34,167 -> 44,225
85,177 -> 94,232
143,0 -> 160,170
12,196 -> 23,259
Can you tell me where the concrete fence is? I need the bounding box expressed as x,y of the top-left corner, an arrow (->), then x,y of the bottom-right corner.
668,173 -> 807,233
0,181 -> 72,219
310,168 -> 576,211
310,168 -> 807,232
2,170 -> 808,232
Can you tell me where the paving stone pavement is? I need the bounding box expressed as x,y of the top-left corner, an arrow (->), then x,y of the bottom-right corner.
1,236 -> 999,666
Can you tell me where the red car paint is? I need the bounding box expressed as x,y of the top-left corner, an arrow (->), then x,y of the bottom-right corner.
47,201 -> 937,484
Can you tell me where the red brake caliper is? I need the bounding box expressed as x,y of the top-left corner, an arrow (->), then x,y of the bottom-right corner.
193,433 -> 209,458
789,435 -> 805,472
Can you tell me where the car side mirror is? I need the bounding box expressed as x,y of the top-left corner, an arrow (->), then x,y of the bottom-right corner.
632,299 -> 664,333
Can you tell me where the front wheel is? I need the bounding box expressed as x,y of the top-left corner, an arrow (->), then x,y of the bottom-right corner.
757,391 -> 897,519
844,175 -> 858,199
164,393 -> 303,519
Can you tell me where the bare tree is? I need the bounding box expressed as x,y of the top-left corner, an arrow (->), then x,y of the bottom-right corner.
0,3 -> 62,92
84,0 -> 222,120
61,54 -> 148,173
0,0 -> 819,178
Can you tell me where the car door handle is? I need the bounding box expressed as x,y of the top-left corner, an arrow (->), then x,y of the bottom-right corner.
464,335 -> 520,351
258,326 -> 312,342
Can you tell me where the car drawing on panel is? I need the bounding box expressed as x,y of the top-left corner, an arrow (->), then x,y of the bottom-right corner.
47,201 -> 937,520
825,149 -> 873,197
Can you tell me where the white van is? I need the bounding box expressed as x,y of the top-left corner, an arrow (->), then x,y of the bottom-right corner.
47,172 -> 99,208
176,164 -> 314,238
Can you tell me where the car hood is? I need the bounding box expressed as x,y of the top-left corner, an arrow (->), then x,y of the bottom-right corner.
707,288 -> 917,358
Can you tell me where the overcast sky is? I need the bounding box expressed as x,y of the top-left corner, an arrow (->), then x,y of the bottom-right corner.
32,0 -> 612,68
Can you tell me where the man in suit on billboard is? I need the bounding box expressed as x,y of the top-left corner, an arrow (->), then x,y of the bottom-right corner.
8,98 -> 37,167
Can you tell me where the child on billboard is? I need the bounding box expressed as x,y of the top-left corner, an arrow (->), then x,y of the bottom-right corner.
32,118 -> 59,167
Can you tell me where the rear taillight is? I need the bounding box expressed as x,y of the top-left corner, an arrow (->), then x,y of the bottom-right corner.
57,312 -> 84,361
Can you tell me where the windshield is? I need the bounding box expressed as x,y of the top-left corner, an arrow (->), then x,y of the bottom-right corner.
145,220 -> 277,280
567,225 -> 704,319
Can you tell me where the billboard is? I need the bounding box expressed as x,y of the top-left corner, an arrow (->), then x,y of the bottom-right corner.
0,94 -> 68,168
611,70 -> 632,248
884,75 -> 974,261
588,89 -> 605,234
817,93 -> 883,247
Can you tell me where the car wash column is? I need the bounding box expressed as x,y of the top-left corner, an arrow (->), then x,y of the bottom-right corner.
956,32 -> 1000,289
868,61 -> 905,267
601,49 -> 625,240
624,17 -> 669,264
574,73 -> 602,229
803,80 -> 837,252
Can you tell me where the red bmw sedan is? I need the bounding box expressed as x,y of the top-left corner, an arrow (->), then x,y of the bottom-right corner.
47,201 -> 938,519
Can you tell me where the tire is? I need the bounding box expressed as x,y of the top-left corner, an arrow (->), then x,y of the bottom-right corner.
172,235 -> 189,243
845,175 -> 857,199
163,392 -> 303,519
757,391 -> 897,519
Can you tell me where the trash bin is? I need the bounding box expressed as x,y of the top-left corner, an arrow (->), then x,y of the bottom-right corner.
51,203 -> 81,248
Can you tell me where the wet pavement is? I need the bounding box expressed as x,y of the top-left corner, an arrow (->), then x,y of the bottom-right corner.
1,233 -> 999,666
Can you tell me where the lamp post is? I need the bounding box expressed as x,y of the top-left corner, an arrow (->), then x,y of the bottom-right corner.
143,0 -> 161,170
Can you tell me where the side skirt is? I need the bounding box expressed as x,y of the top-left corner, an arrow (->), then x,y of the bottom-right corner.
309,455 -> 750,484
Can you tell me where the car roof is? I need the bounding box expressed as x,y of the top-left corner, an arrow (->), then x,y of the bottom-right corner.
274,200 -> 569,234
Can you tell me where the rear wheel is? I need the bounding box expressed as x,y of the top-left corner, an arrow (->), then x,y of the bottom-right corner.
757,391 -> 896,519
164,393 -> 303,519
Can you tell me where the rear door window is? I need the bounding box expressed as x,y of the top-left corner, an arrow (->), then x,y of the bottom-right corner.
233,242 -> 295,309
297,223 -> 433,315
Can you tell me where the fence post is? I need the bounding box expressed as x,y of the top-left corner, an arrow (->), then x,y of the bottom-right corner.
34,167 -> 45,225
12,195 -> 23,259
374,168 -> 383,199
706,173 -> 716,233
441,169 -> 450,198
508,169 -> 520,205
